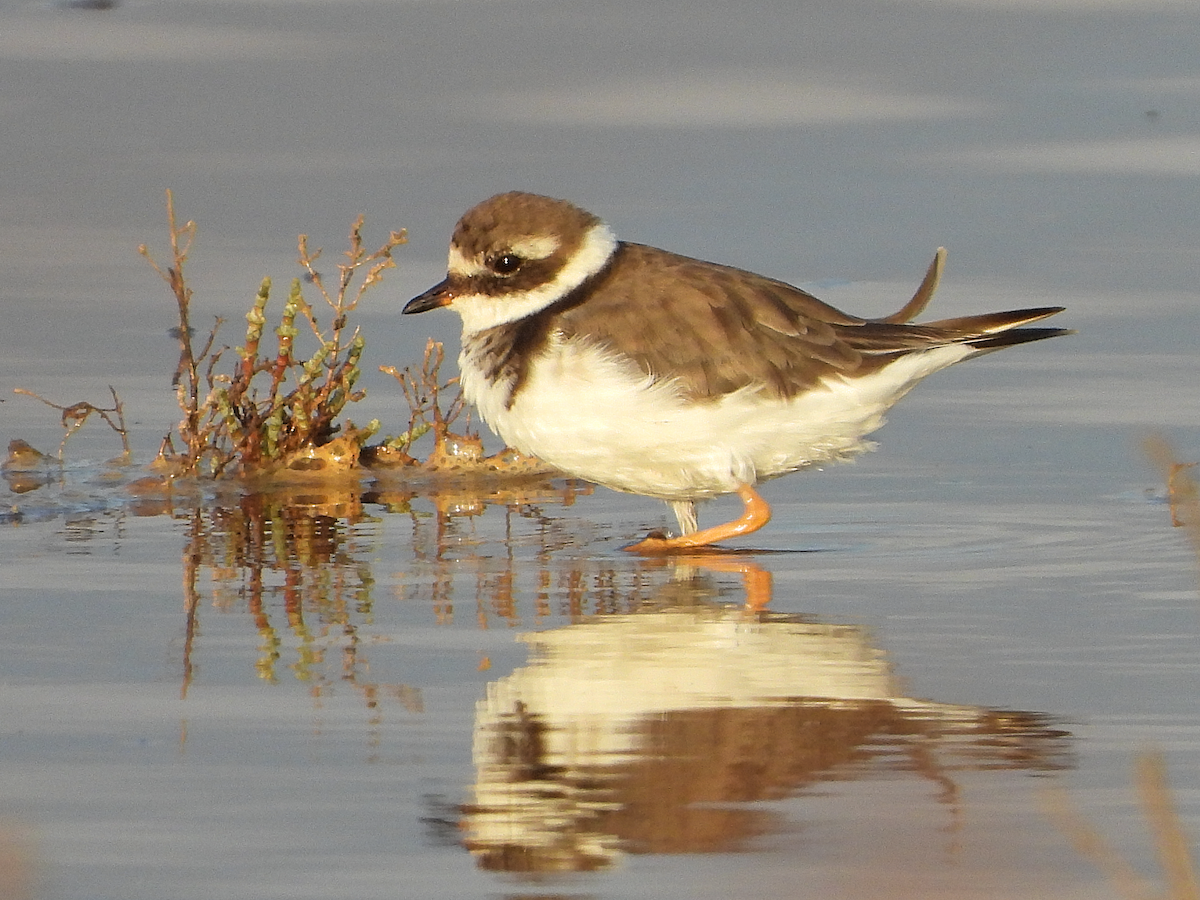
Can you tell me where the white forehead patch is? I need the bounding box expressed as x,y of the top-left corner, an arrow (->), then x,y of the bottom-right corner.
509,234 -> 560,260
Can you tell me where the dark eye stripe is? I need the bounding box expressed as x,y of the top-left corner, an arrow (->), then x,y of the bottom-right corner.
468,257 -> 566,297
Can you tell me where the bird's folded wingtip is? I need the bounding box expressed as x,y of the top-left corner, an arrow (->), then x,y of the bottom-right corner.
875,246 -> 947,325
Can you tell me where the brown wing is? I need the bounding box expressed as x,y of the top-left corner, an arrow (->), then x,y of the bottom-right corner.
556,243 -> 1066,401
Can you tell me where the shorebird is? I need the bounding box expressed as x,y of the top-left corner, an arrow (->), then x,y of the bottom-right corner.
404,192 -> 1068,552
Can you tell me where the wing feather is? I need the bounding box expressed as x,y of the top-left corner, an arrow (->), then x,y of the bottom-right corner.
555,243 -> 1066,401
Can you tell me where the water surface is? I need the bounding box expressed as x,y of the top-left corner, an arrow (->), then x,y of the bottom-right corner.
2,1 -> 1199,898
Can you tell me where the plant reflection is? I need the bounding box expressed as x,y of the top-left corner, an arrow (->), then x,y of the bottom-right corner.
174,474 -> 592,700
179,484 -> 376,698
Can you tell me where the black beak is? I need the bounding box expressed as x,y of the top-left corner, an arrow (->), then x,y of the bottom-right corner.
403,278 -> 454,315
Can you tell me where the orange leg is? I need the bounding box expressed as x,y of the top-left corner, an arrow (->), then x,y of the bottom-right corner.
692,555 -> 774,610
624,484 -> 772,554
637,553 -> 775,609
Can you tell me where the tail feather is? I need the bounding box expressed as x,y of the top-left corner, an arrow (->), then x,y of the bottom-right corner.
966,325 -> 1074,351
921,306 -> 1066,335
843,306 -> 1070,355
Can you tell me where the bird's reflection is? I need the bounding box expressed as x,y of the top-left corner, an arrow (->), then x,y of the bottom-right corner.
465,567 -> 1072,874
30,462 -> 1071,868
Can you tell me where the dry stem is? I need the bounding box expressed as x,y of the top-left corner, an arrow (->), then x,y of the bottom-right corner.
1044,749 -> 1198,900
1145,434 -> 1200,571
379,338 -> 467,456
11,385 -> 130,460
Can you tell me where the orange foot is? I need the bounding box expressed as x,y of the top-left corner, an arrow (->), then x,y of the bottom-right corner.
624,484 -> 772,554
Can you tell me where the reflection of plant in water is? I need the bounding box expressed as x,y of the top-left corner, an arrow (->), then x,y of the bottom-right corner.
1046,750 -> 1198,900
174,477 -> 591,724
0,823 -> 35,900
1040,437 -> 1200,900
176,489 -> 429,758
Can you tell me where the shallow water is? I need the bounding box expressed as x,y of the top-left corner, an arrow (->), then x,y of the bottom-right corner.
2,436 -> 1197,899
2,0 -> 1200,898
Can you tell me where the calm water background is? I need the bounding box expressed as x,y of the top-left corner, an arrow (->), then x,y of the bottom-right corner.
2,0 -> 1199,897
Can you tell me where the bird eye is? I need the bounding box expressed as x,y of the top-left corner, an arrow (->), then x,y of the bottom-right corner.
489,253 -> 523,275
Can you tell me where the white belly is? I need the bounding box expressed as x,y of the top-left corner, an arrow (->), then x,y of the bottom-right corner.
459,335 -> 972,501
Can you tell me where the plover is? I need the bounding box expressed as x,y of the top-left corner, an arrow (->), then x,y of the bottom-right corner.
404,192 -> 1068,552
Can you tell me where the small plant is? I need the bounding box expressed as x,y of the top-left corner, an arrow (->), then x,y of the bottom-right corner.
1145,434 -> 1199,561
373,339 -> 549,475
10,385 -> 130,461
9,192 -> 548,484
141,190 -> 406,477
377,338 -> 467,462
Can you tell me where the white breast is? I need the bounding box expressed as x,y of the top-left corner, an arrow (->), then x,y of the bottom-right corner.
459,333 -> 974,501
